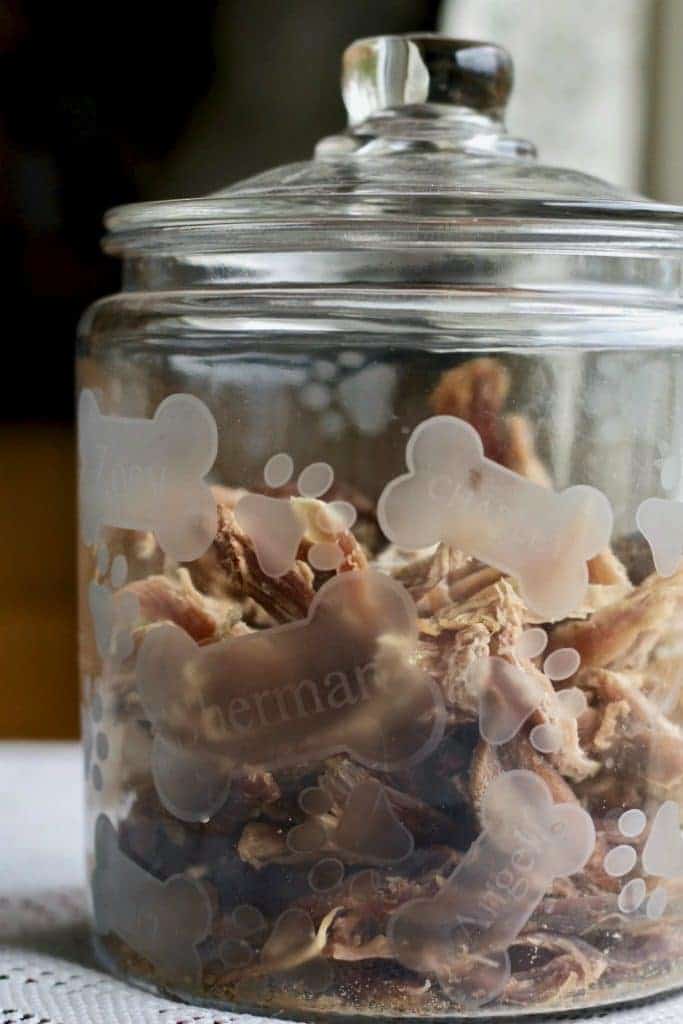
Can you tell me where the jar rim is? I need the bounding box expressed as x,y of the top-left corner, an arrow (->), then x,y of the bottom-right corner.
101,32 -> 683,298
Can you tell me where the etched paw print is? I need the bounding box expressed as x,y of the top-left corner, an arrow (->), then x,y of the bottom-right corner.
245,780 -> 413,995
605,802 -> 683,919
348,867 -> 380,901
257,907 -> 338,994
220,904 -> 268,969
219,860 -> 339,991
88,545 -> 139,664
297,352 -> 397,439
287,779 -> 413,882
284,785 -> 345,891
467,627 -> 584,750
82,677 -> 111,793
234,455 -> 357,578
520,629 -> 585,755
226,784 -> 415,996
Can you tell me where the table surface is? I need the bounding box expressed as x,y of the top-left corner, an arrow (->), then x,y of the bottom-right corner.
2,741 -> 683,1024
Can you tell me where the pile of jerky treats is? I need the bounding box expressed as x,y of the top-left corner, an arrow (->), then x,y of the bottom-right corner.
98,357 -> 683,1014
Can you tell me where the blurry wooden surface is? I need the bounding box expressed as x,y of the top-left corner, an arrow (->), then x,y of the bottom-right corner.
0,426 -> 78,737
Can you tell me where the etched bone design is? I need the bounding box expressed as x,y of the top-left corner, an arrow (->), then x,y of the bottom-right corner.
378,416 -> 613,620
78,389 -> 218,562
388,770 -> 596,1009
136,570 -> 447,822
91,814 -> 211,985
637,497 -> 683,577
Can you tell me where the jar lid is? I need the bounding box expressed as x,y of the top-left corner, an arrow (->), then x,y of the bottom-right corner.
103,34 -> 683,297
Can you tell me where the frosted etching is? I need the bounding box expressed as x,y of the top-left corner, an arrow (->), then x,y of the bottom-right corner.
388,770 -> 596,1008
79,389 -> 218,562
637,497 -> 683,577
92,814 -> 211,985
136,570 -> 446,820
234,457 -> 355,578
286,778 -> 414,865
467,627 -> 583,750
88,547 -> 139,665
378,416 -> 613,619
600,801 -> 683,920
642,801 -> 683,879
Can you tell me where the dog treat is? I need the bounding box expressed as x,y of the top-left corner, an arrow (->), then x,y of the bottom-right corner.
82,359 -> 683,1016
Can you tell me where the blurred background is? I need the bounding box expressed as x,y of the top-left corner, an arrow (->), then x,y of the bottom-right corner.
2,0 -> 682,738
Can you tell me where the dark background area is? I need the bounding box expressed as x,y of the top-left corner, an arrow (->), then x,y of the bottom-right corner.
3,0 -> 439,424
1,0 -> 439,737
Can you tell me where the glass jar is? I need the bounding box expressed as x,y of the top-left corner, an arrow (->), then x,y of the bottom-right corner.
78,34 -> 683,1018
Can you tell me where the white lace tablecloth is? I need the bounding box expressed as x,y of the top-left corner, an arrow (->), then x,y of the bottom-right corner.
2,742 -> 683,1024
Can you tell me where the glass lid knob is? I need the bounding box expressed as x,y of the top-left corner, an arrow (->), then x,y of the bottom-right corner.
342,34 -> 513,127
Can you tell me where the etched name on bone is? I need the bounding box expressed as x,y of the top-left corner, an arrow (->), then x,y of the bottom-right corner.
91,814 -> 211,985
79,389 -> 218,562
387,770 -> 596,1008
378,416 -> 613,620
136,570 -> 446,822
